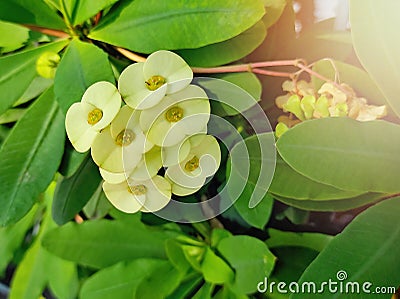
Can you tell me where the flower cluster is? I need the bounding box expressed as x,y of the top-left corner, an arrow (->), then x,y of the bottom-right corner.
275,79 -> 387,137
65,51 -> 221,214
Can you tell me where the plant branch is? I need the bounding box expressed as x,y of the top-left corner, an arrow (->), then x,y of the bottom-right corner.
22,25 -> 69,38
115,47 -> 146,62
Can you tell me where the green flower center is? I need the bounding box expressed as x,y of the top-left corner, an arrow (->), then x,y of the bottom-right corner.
129,184 -> 147,195
115,129 -> 135,146
165,106 -> 184,122
87,108 -> 103,125
185,156 -> 200,172
145,75 -> 166,91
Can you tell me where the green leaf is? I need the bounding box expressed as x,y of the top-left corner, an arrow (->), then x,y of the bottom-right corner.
233,190 -> 274,229
266,229 -> 332,252
269,155 -> 362,201
201,247 -> 234,284
217,235 -> 276,294
274,192 -> 384,212
0,205 -> 37,275
311,59 -> 390,111
80,259 -> 166,299
0,108 -> 26,124
192,282 -> 214,299
54,39 -> 115,114
166,273 -> 203,299
53,157 -> 101,225
263,0 -> 286,28
58,144 -> 87,178
0,40 -> 68,116
135,261 -> 183,299
195,75 -> 260,116
0,88 -> 65,226
165,239 -> 192,273
42,219 -> 178,268
227,132 -> 276,209
9,184 -> 78,299
266,247 -> 319,299
349,0 -> 400,118
277,118 -> 400,193
14,76 -> 53,107
0,20 -> 29,53
89,0 -> 265,53
63,0 -> 119,26
0,0 -> 66,30
292,196 -> 400,299
83,185 -> 112,220
176,21 -> 266,67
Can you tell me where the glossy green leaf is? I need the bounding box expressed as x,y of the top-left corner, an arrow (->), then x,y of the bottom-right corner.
82,185 -> 112,220
9,184 -> 78,299
211,228 -> 232,248
14,76 -> 53,107
80,259 -> 166,299
58,144 -> 87,178
165,239 -> 192,273
0,40 -> 68,116
350,0 -> 400,117
269,155 -> 362,201
53,157 -> 101,225
265,247 -> 319,299
176,21 -> 266,67
54,39 -> 115,114
0,205 -> 37,275
274,192 -> 384,212
63,0 -> 119,26
0,88 -> 65,226
292,196 -> 400,299
166,273 -> 203,299
135,261 -> 183,299
218,235 -> 276,294
0,108 -> 26,124
227,132 -> 276,209
266,229 -> 332,252
208,72 -> 262,117
0,21 -> 29,53
311,59 -> 390,110
0,0 -> 65,30
89,0 -> 265,53
214,286 -> 249,299
233,190 -> 274,229
192,282 -> 214,299
263,0 -> 286,28
42,219 -> 178,268
201,247 -> 234,284
277,118 -> 400,193
195,75 -> 260,116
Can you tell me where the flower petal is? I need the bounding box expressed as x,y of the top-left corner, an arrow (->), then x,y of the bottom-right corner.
165,174 -> 201,196
165,163 -> 206,189
139,175 -> 172,212
91,127 -> 142,172
143,50 -> 193,94
162,138 -> 191,167
99,167 -> 130,184
65,102 -> 99,152
102,181 -> 144,213
119,62 -> 167,109
130,147 -> 162,181
81,81 -> 121,130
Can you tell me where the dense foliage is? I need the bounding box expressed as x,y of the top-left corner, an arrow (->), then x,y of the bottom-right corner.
0,0 -> 399,298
